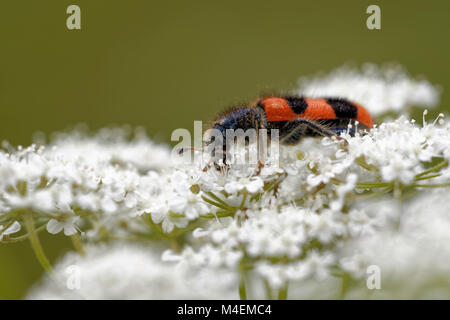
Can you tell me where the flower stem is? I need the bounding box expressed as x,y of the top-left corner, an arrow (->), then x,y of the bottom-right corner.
415,173 -> 440,181
354,186 -> 393,200
71,234 -> 85,256
356,156 -> 377,172
264,279 -> 274,300
23,211 -> 52,274
240,190 -> 248,209
339,273 -> 350,299
410,182 -> 450,188
239,277 -> 247,300
202,196 -> 231,211
278,284 -> 288,300
416,159 -> 448,178
356,181 -> 390,188
205,192 -> 230,207
239,265 -> 247,300
168,237 -> 181,253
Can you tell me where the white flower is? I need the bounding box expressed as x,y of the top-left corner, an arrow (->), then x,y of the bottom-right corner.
169,186 -> 209,220
330,173 -> 358,212
224,176 -> 264,194
0,221 -> 21,240
147,198 -> 189,233
46,216 -> 80,236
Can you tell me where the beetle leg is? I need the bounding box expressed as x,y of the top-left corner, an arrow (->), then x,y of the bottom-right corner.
279,119 -> 348,146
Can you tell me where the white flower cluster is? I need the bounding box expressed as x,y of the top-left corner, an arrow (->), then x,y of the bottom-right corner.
27,244 -> 238,299
2,65 -> 450,299
339,188 -> 450,299
23,114 -> 450,299
0,128 -> 175,239
294,63 -> 439,115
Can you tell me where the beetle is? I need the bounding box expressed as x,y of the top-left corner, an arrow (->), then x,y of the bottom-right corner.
204,96 -> 373,171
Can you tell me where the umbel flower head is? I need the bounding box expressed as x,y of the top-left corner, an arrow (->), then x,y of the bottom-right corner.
27,244 -> 238,300
1,64 -> 450,299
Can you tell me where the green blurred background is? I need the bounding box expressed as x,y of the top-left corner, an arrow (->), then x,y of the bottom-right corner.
1,0 -> 449,299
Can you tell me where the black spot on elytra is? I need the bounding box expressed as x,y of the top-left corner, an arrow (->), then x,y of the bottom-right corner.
326,98 -> 357,119
285,96 -> 308,114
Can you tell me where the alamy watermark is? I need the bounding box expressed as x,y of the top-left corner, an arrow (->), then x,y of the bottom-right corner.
366,265 -> 381,290
366,5 -> 381,30
171,121 -> 281,168
66,265 -> 81,290
66,5 -> 81,30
